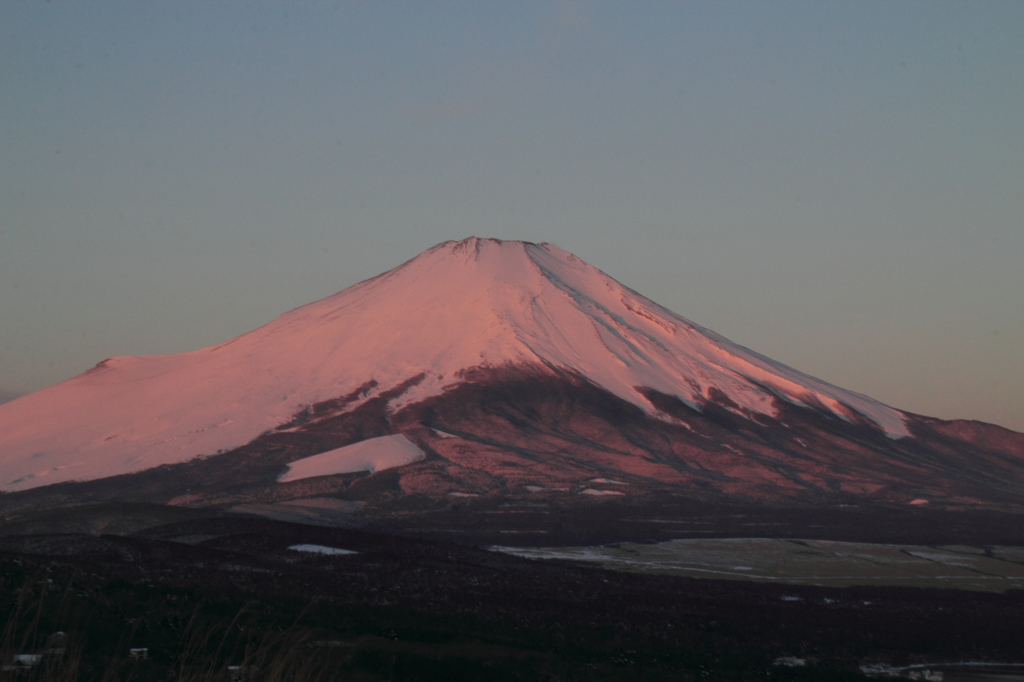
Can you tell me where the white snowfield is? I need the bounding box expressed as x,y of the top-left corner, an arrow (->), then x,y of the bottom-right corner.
277,434 -> 425,483
0,237 -> 908,492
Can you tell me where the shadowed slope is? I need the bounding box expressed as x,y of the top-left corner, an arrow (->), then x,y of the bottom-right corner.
3,368 -> 1022,539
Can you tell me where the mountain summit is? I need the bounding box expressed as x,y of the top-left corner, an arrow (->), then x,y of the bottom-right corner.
1,238 -> 1022,515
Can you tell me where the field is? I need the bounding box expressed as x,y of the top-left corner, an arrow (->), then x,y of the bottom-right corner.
493,538 -> 1024,592
1,506 -> 1024,680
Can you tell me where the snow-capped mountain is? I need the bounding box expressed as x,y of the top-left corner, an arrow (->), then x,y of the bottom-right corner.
1,238 -> 1022,513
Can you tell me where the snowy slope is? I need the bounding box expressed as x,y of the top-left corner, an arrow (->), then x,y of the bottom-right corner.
0,237 -> 908,492
277,435 -> 425,483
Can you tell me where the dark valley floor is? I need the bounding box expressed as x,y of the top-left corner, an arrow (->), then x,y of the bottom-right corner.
2,509 -> 1023,681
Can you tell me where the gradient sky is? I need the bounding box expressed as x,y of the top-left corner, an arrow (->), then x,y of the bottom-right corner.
2,1 -> 1022,431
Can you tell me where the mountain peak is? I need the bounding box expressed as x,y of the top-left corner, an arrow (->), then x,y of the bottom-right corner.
438,236 -> 551,251
444,236 -> 527,252
396,237 -> 554,279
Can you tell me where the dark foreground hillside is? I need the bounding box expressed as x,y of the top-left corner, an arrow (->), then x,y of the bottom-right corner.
1,511 -> 1023,681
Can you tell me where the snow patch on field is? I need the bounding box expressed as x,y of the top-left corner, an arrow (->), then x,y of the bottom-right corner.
287,544 -> 358,556
278,434 -> 424,483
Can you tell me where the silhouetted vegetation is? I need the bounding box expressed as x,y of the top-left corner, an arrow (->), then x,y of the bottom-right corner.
1,513 -> 1022,680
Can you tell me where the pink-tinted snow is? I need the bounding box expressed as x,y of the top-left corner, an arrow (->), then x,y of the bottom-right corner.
0,237 -> 909,492
277,434 -> 425,483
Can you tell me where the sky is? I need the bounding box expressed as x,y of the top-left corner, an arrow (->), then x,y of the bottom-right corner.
1,1 -> 1022,432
